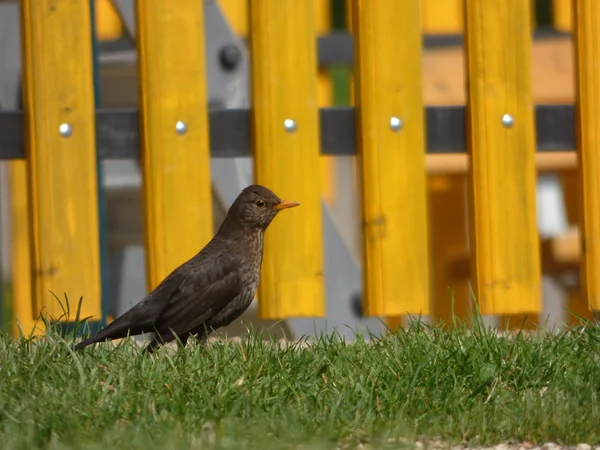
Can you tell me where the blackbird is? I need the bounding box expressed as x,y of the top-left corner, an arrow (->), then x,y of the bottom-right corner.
74,184 -> 300,354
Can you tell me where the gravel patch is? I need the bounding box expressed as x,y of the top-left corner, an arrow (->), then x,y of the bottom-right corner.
387,440 -> 600,450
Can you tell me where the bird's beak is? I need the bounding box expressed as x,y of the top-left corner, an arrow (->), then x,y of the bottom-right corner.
273,199 -> 301,211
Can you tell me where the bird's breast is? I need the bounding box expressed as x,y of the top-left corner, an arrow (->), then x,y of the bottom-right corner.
240,258 -> 261,296
235,229 -> 264,304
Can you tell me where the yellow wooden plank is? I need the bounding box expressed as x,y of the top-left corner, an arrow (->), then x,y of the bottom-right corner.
135,0 -> 214,292
352,0 -> 430,316
345,0 -> 359,225
501,314 -> 539,331
429,175 -> 471,324
561,171 -> 578,224
217,0 -> 248,36
95,0 -> 122,41
464,0 -> 541,316
316,0 -> 332,107
422,0 -> 463,34
567,288 -> 595,325
316,0 -> 336,205
554,0 -> 573,32
249,0 -> 325,318
346,1 -> 360,224
346,0 -> 355,106
20,0 -> 102,321
8,161 -> 39,337
573,0 -> 600,311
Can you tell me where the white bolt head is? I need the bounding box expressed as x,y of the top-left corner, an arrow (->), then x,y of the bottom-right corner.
501,114 -> 514,128
390,116 -> 402,131
175,121 -> 187,135
283,118 -> 297,133
59,123 -> 72,137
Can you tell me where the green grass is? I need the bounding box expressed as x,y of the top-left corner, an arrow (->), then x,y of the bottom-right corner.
1,310 -> 600,450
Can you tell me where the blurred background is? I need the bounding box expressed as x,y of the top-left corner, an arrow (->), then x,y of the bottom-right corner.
0,0 -> 589,340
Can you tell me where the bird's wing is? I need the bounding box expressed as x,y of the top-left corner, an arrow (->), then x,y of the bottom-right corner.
153,251 -> 243,337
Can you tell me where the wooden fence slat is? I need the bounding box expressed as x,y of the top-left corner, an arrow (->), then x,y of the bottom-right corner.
20,0 -> 102,320
573,0 -> 600,312
317,0 -> 337,205
95,0 -> 122,41
249,0 -> 325,318
554,0 -> 572,32
429,176 -> 471,323
217,0 -> 248,37
9,162 -> 36,335
422,0 -> 463,34
352,0 -> 430,316
135,0 -> 214,292
464,0 -> 541,316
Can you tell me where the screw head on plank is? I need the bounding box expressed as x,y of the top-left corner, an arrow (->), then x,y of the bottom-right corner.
284,119 -> 297,133
59,123 -> 72,137
501,114 -> 514,128
389,116 -> 402,132
175,121 -> 188,135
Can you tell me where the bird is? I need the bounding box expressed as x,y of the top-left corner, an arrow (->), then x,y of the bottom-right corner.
73,184 -> 300,354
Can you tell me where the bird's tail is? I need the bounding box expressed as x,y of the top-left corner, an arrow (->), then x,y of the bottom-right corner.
73,316 -> 139,351
73,335 -> 103,351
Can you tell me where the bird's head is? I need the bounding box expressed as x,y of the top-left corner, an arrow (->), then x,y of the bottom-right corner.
227,184 -> 300,231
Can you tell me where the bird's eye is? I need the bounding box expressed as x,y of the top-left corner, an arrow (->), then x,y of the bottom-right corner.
255,200 -> 266,208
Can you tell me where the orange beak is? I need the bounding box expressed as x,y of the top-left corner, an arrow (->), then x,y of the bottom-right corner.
272,199 -> 301,211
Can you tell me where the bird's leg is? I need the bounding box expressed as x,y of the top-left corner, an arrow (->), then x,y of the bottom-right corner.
186,331 -> 212,357
142,332 -> 174,355
175,334 -> 189,348
142,338 -> 163,355
143,328 -> 212,355
143,331 -> 192,355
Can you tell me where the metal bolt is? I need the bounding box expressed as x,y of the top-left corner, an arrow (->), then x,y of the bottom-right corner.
501,114 -> 514,128
284,119 -> 297,133
390,116 -> 402,132
59,123 -> 72,137
219,45 -> 242,71
350,292 -> 363,318
175,121 -> 187,135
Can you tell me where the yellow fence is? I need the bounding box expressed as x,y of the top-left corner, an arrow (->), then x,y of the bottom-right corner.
6,0 -> 599,336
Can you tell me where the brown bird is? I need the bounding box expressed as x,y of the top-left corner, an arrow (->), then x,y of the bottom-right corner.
74,185 -> 300,354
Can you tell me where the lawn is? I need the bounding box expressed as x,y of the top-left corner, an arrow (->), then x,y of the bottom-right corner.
1,314 -> 599,449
